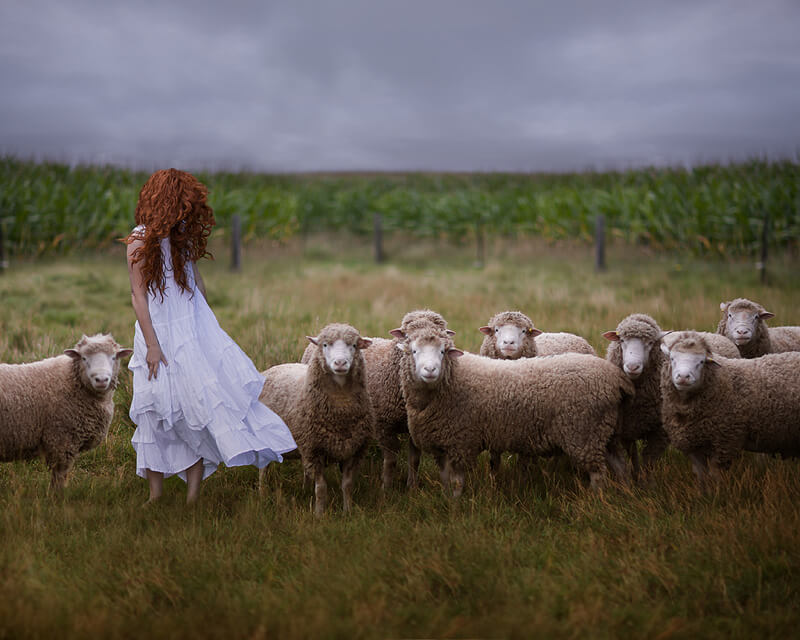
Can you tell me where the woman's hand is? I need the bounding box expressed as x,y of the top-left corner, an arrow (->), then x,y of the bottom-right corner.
146,344 -> 168,380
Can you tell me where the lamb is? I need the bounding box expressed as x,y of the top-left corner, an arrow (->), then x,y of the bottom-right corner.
397,324 -> 634,497
300,309 -> 454,491
660,331 -> 800,491
716,298 -> 800,358
0,334 -> 132,492
479,310 -> 596,360
260,323 -> 375,515
602,314 -> 740,478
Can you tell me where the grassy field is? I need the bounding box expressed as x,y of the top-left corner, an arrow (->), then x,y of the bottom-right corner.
0,239 -> 799,639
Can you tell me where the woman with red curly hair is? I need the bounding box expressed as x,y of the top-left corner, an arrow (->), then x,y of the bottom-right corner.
125,169 -> 296,504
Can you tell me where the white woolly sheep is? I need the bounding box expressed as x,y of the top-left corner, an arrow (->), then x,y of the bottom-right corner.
299,309 -> 454,491
0,334 -> 132,492
397,324 -> 634,497
479,310 -> 596,360
603,314 -> 740,479
716,298 -> 800,358
478,310 -> 596,474
660,331 -> 800,491
260,323 -> 374,515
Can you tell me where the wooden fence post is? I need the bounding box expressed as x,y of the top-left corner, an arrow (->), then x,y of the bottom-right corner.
595,214 -> 606,272
758,211 -> 769,285
0,222 -> 7,272
231,214 -> 242,272
373,213 -> 384,264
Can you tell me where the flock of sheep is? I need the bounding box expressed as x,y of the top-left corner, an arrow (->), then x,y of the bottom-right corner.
1,297 -> 798,513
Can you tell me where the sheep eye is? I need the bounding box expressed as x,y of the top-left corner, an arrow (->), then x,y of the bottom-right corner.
494,328 -> 499,333
322,343 -> 328,348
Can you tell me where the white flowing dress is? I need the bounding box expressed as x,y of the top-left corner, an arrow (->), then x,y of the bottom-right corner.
129,228 -> 296,481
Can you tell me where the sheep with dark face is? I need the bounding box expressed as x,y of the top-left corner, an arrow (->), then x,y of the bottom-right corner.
479,311 -> 595,360
716,298 -> 800,358
260,323 -> 374,515
397,325 -> 634,497
660,331 -> 800,491
0,334 -> 132,492
603,314 -> 740,479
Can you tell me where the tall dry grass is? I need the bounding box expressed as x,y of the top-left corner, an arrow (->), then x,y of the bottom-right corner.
0,241 -> 798,639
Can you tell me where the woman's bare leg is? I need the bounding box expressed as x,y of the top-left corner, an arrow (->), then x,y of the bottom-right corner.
146,469 -> 164,504
185,459 -> 204,504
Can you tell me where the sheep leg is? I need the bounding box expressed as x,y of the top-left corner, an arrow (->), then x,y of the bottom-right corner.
626,440 -> 641,481
341,457 -> 359,513
406,438 -> 421,490
47,454 -> 76,493
380,436 -> 399,491
489,450 -> 501,477
450,466 -> 466,499
588,469 -> 606,491
313,462 -> 328,517
435,452 -> 451,491
687,451 -> 709,492
605,445 -> 630,485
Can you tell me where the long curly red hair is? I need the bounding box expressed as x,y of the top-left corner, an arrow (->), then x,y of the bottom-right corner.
125,169 -> 215,297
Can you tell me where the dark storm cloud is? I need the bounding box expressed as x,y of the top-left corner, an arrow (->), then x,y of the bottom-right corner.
1,0 -> 798,172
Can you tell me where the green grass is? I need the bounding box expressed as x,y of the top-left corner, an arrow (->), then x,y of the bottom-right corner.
0,242 -> 799,639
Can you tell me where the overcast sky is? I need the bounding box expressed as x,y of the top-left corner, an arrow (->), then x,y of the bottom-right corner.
2,0 -> 799,173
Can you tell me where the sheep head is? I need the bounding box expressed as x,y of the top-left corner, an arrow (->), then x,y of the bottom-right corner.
479,310 -> 541,360
718,298 -> 774,347
64,333 -> 132,393
660,331 -> 720,395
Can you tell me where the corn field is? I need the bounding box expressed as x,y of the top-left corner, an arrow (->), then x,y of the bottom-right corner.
1,157 -> 798,257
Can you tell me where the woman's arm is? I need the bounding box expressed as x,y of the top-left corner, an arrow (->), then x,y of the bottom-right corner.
127,239 -> 168,380
192,262 -> 207,301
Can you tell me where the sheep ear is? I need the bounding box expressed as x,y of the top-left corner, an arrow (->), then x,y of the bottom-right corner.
528,328 -> 543,337
706,356 -> 721,368
758,311 -> 775,321
658,330 -> 673,341
719,301 -> 728,311
64,349 -> 81,360
602,331 -> 620,342
447,348 -> 464,359
306,336 -> 319,346
116,348 -> 134,359
356,337 -> 372,350
446,329 -> 456,336
395,342 -> 407,353
389,328 -> 405,340
479,326 -> 492,335
660,343 -> 671,357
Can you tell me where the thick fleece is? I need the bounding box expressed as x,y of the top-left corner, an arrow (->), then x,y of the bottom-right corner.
717,298 -> 800,358
660,331 -> 800,489
299,309 -> 453,490
260,323 -> 374,514
605,314 -> 741,477
0,334 -> 132,491
479,310 -> 595,359
399,327 -> 634,496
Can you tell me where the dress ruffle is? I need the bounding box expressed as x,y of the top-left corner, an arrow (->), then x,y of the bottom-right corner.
129,238 -> 296,482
